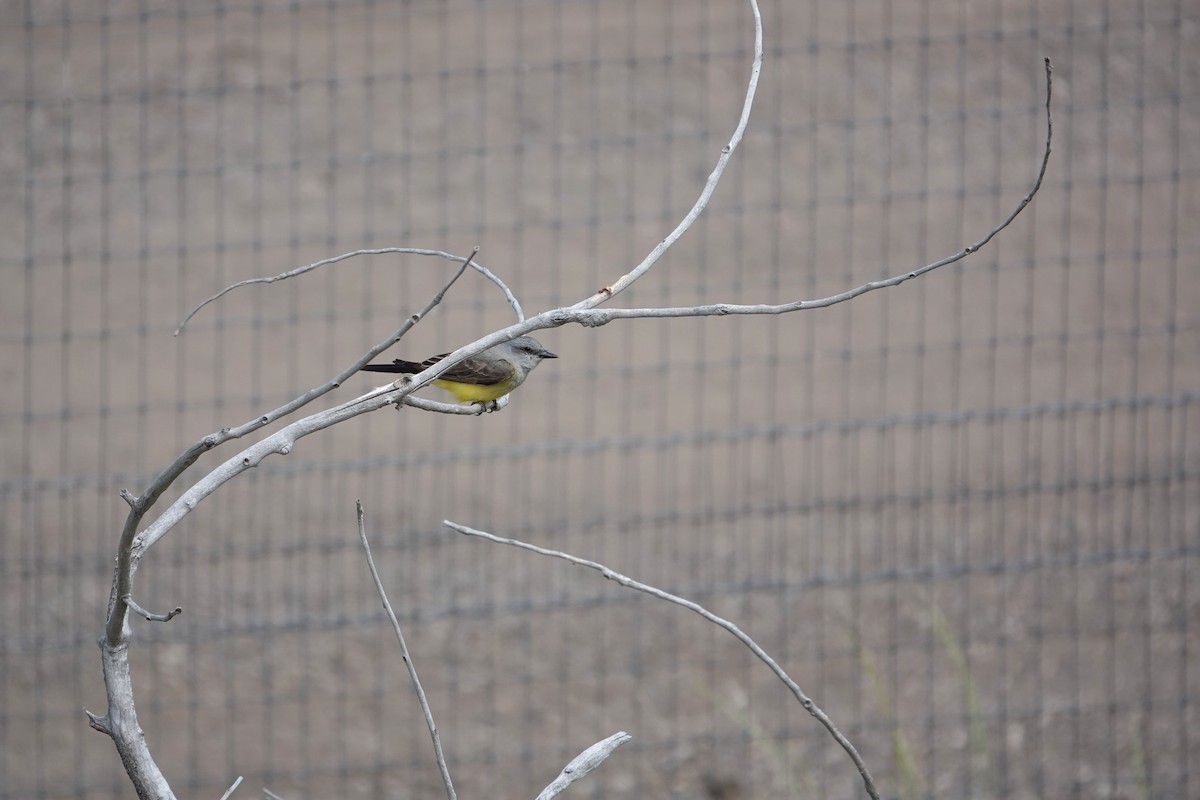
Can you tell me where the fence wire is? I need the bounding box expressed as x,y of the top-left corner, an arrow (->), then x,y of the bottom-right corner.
2,1 -> 1196,798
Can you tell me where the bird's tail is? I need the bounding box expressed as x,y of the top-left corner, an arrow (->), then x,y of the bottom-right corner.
360,359 -> 426,374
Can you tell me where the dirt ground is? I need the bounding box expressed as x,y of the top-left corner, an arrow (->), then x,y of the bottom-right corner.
2,1 -> 1197,798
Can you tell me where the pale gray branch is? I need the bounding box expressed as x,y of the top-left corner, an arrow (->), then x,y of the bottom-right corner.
93,256 -> 478,800
444,521 -> 881,800
106,248 -> 474,646
572,0 -> 763,311
358,501 -> 457,800
175,246 -> 523,335
535,732 -> 632,800
401,393 -> 510,415
395,56 -> 1053,400
122,595 -> 181,623
218,776 -> 243,800
556,59 -> 1055,326
85,638 -> 177,797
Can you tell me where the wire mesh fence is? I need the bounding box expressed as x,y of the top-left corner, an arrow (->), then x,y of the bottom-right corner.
2,1 -> 1196,798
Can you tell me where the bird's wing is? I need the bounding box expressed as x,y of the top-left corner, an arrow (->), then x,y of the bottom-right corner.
361,352 -> 514,385
434,353 -> 516,386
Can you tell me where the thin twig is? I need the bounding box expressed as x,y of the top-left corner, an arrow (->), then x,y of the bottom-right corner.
359,501 -> 457,800
122,595 -> 182,622
535,732 -> 632,800
444,521 -> 881,800
175,246 -> 521,335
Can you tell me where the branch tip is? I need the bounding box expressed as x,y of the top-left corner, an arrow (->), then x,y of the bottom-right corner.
84,708 -> 111,734
536,732 -> 633,800
219,776 -> 244,800
123,595 -> 182,623
462,248 -> 480,271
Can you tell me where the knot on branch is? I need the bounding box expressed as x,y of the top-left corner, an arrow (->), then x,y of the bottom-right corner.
578,312 -> 611,328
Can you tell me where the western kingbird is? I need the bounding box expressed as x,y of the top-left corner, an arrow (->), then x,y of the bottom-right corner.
361,335 -> 557,403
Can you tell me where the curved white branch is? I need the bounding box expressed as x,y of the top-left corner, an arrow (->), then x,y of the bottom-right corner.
535,732 -> 632,800
445,522 -> 880,800
175,246 -> 524,335
135,387 -> 402,556
219,776 -> 244,800
105,253 -> 473,647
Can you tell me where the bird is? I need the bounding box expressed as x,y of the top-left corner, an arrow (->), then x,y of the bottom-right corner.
360,335 -> 557,403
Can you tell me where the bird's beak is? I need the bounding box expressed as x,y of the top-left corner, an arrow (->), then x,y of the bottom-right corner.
542,350 -> 558,359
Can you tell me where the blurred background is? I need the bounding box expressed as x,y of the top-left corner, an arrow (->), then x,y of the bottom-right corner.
2,1 -> 1197,798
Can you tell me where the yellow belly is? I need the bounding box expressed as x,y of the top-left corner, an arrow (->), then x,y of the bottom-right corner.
432,377 -> 518,403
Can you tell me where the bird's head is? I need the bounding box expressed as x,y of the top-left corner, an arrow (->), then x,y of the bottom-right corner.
506,335 -> 557,370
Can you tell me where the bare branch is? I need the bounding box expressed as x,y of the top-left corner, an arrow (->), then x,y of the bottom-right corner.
218,776 -> 244,800
94,248 -> 484,800
167,0 -> 763,365
444,522 -> 881,800
88,637 -> 177,797
261,790 -> 286,800
358,501 -> 457,800
573,0 -> 763,310
558,59 -> 1056,327
390,56 -> 1054,406
535,732 -> 632,800
122,595 -> 182,623
107,247 -> 475,646
176,246 -> 522,335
